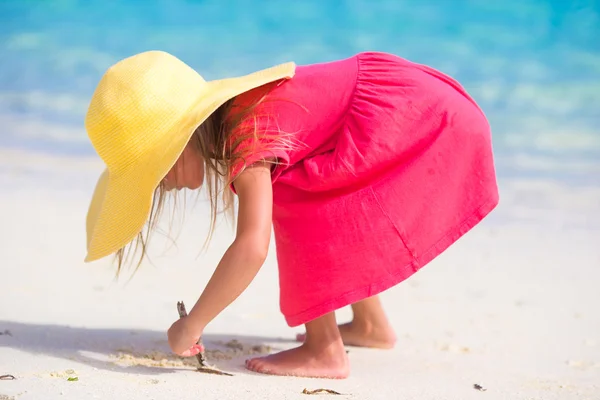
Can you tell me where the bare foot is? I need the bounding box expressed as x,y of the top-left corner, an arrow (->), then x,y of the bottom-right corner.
245,341 -> 349,379
246,312 -> 350,379
296,320 -> 397,349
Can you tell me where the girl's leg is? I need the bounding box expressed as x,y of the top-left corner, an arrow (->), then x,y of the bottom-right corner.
245,311 -> 349,379
296,295 -> 397,349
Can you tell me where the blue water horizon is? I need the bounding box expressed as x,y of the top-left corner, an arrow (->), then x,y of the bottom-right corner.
1,0 -> 599,185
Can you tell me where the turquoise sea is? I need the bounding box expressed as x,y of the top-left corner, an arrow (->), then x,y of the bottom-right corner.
1,0 -> 599,187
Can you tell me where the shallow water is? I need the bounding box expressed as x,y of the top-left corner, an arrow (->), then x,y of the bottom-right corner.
1,0 -> 599,185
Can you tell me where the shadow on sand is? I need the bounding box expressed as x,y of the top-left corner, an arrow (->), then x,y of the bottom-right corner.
0,320 -> 296,376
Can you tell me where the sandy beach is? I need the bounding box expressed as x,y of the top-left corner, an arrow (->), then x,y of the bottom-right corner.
2,0 -> 600,398
0,149 -> 599,400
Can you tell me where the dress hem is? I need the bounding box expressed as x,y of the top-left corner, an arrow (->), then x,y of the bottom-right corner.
283,190 -> 500,327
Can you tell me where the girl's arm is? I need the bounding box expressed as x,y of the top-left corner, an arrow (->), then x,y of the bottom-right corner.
186,161 -> 274,333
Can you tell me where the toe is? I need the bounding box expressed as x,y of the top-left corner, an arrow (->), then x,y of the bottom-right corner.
296,333 -> 306,342
253,361 -> 266,373
245,357 -> 261,372
247,357 -> 273,374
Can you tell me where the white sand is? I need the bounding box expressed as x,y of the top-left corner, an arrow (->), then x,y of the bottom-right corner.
0,150 -> 599,400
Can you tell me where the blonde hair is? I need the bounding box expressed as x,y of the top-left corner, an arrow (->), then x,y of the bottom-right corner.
114,82 -> 304,276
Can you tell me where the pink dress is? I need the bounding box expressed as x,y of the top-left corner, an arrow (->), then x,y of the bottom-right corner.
230,51 -> 499,327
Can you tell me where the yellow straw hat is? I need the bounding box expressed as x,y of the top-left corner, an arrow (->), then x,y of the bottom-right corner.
84,50 -> 295,262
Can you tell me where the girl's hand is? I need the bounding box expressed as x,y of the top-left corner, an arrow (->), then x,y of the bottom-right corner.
170,161 -> 273,354
167,317 -> 204,357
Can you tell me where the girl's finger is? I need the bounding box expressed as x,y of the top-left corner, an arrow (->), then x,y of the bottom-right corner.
180,348 -> 198,357
192,343 -> 205,353
181,344 -> 204,357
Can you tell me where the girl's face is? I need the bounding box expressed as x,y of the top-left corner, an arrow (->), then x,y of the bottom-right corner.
163,141 -> 205,191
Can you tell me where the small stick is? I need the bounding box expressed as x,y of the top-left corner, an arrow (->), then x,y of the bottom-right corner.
176,301 -> 208,367
176,301 -> 233,376
302,388 -> 342,395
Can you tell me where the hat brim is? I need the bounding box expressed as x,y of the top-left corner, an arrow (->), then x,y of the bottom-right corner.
84,61 -> 296,262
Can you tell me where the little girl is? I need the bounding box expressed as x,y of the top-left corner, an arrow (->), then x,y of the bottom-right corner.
84,50 -> 499,379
